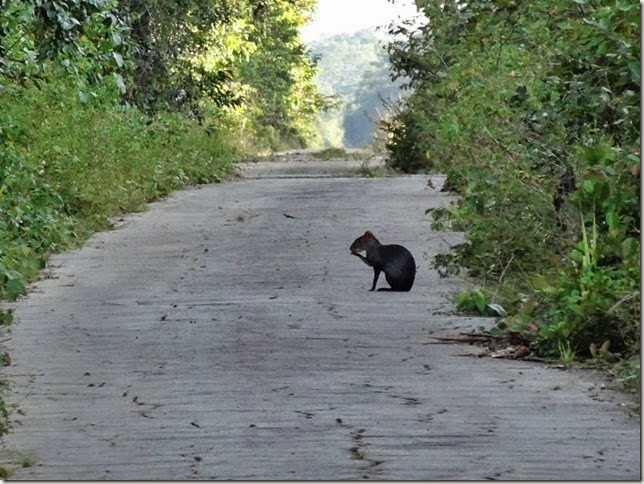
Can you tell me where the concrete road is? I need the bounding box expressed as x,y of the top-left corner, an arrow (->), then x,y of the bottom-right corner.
0,154 -> 639,479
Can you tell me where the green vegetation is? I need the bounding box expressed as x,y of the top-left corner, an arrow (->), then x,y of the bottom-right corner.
385,1 -> 640,369
0,0 -> 326,302
0,77 -> 236,301
456,288 -> 506,318
18,454 -> 36,469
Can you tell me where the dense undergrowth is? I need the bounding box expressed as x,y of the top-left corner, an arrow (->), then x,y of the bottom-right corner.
0,75 -> 238,301
384,0 -> 640,382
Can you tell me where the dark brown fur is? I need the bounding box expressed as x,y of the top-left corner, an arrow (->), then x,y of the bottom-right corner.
350,231 -> 416,292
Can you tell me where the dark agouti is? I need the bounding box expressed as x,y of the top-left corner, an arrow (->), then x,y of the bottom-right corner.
350,231 -> 416,292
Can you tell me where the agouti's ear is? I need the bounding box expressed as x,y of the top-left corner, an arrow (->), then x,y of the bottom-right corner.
364,231 -> 373,238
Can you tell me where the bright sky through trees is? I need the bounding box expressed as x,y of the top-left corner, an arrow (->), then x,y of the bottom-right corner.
300,0 -> 420,42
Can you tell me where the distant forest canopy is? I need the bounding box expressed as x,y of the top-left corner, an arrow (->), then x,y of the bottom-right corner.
306,29 -> 407,148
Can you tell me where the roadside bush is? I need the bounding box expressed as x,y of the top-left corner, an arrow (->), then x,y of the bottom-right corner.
385,0 -> 640,360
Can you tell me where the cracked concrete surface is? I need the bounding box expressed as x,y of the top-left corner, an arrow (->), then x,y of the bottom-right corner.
0,154 -> 639,479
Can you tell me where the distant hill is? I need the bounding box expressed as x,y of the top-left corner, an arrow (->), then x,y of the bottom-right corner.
307,28 -> 406,148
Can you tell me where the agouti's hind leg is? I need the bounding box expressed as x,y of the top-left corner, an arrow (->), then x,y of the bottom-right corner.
370,268 -> 381,291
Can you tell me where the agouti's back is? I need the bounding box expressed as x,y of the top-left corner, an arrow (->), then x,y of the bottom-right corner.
350,231 -> 416,292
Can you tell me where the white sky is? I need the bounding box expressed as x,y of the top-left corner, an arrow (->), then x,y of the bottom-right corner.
301,0 -> 421,42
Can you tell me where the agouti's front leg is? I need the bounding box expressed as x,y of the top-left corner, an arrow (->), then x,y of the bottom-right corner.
370,268 -> 381,291
352,252 -> 372,267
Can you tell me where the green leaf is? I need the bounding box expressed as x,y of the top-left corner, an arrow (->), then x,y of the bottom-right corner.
628,60 -> 640,84
487,303 -> 506,316
605,211 -> 618,230
5,278 -> 24,301
111,32 -> 122,46
582,179 -> 594,194
473,291 -> 488,314
112,52 -> 124,68
532,274 -> 551,290
0,311 -> 13,326
621,237 -> 639,259
113,73 -> 126,94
